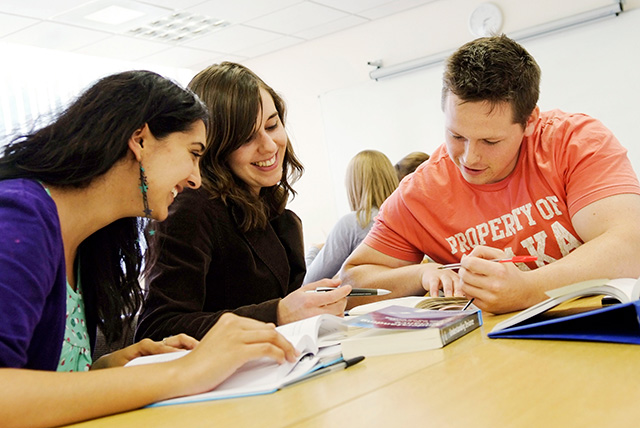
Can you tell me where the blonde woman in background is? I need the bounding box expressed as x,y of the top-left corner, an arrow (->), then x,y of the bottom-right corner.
304,150 -> 398,284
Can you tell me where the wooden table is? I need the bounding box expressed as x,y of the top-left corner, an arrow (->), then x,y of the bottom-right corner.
65,297 -> 640,428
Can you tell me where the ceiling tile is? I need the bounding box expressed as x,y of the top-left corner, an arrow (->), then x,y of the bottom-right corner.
135,0 -> 204,11
139,45 -> 229,69
246,2 -> 349,34
311,0 -> 395,14
3,21 -> 111,51
182,24 -> 282,54
75,34 -> 169,61
234,35 -> 303,58
0,0 -> 439,70
0,13 -> 38,37
187,0 -> 303,24
358,0 -> 435,20
0,0 -> 90,20
295,14 -> 368,40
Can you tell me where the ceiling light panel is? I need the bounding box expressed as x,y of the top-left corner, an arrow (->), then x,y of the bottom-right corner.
126,11 -> 230,43
52,0 -> 171,33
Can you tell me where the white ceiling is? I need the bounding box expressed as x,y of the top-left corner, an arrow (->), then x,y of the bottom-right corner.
0,0 -> 437,71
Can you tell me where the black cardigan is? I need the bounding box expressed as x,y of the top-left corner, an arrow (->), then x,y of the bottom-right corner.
135,188 -> 306,341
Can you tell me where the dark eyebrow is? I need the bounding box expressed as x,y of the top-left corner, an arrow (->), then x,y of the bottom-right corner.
267,112 -> 278,121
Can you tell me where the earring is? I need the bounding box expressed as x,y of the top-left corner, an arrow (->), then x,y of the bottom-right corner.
139,162 -> 152,219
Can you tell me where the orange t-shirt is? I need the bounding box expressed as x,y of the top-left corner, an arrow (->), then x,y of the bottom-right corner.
365,110 -> 640,268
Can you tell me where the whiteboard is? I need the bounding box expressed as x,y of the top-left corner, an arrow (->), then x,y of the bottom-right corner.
319,8 -> 640,214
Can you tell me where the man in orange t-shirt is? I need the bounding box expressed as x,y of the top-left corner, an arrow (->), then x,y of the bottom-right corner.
341,35 -> 640,314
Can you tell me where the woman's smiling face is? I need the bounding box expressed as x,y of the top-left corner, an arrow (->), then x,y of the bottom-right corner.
142,120 -> 206,221
228,88 -> 287,195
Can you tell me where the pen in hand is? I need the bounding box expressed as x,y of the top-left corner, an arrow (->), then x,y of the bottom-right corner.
438,255 -> 538,270
306,287 -> 391,296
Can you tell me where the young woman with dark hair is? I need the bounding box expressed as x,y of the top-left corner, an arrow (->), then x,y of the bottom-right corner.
0,70 -> 296,427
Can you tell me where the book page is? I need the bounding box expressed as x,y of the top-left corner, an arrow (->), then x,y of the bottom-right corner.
348,296 -> 428,316
276,314 -> 346,351
125,314 -> 348,406
492,278 -> 639,333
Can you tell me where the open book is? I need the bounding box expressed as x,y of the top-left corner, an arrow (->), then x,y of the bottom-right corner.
126,314 -> 348,407
341,305 -> 482,359
489,277 -> 640,343
348,296 -> 478,316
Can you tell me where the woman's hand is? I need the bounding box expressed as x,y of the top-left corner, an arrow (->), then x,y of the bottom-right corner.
91,334 -> 198,370
174,313 -> 297,397
277,279 -> 351,325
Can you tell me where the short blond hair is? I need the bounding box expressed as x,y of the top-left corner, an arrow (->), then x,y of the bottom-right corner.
345,150 -> 399,228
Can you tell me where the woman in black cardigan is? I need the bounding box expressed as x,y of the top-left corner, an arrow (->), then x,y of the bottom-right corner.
136,62 -> 350,341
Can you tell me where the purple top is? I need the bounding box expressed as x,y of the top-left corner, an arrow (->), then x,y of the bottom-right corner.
0,178 -> 66,370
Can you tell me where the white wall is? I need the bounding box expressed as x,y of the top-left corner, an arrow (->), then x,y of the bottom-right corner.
243,0 -> 640,248
0,41 -> 194,138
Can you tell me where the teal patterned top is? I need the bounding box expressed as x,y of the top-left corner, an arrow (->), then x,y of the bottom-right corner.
57,279 -> 92,372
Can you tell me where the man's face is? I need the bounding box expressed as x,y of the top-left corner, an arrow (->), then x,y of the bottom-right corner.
443,93 -> 535,185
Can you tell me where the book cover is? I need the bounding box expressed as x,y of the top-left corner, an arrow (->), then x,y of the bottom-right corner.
341,306 -> 482,358
488,300 -> 640,344
489,277 -> 640,340
347,305 -> 471,329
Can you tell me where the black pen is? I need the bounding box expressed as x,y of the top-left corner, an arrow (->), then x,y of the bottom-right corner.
461,298 -> 475,311
306,287 -> 391,296
281,356 -> 365,388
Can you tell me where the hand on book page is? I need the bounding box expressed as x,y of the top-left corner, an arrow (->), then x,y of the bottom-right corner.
125,314 -> 348,406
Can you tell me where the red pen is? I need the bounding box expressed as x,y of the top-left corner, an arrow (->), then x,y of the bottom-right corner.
438,255 -> 538,270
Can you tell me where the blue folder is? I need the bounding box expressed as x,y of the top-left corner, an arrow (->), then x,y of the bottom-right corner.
488,300 -> 640,344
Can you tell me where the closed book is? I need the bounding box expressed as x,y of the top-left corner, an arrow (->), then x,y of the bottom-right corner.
341,305 -> 482,359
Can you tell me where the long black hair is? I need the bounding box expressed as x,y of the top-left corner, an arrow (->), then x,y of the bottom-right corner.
0,70 -> 209,344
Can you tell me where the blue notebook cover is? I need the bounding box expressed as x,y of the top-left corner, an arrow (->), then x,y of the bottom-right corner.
488,300 -> 640,344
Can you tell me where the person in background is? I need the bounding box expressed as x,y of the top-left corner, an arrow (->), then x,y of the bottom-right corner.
135,62 -> 350,342
341,34 -> 640,314
395,151 -> 430,182
0,71 -> 296,428
304,150 -> 398,284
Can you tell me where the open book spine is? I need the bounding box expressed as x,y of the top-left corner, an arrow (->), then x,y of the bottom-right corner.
440,311 -> 483,345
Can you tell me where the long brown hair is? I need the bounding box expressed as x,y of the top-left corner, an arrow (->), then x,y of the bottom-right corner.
188,62 -> 304,231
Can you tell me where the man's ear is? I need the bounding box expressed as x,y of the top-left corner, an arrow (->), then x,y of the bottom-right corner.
523,106 -> 540,137
127,124 -> 150,162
